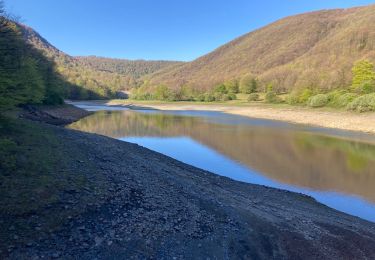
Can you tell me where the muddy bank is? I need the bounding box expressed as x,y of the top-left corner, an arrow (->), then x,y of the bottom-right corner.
1,107 -> 375,259
107,100 -> 375,134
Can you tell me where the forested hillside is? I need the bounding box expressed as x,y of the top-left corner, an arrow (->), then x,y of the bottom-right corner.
76,56 -> 182,78
144,5 -> 375,93
0,7 -> 67,111
21,25 -> 182,99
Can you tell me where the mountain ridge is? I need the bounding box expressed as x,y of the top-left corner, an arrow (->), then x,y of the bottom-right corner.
19,4 -> 375,97
19,23 -> 183,98
144,4 -> 375,92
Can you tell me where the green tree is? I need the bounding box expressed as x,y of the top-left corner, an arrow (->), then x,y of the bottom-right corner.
352,60 -> 375,89
0,9 -> 64,111
224,79 -> 239,94
214,84 -> 227,94
154,85 -> 170,100
239,75 -> 257,94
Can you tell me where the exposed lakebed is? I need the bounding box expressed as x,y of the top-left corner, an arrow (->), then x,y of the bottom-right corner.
69,102 -> 375,222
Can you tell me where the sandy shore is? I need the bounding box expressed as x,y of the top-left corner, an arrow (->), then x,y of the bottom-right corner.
107,101 -> 375,134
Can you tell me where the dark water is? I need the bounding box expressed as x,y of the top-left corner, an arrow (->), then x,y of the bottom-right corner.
69,103 -> 375,222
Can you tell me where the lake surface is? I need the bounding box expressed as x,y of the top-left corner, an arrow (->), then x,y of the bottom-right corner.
69,103 -> 375,222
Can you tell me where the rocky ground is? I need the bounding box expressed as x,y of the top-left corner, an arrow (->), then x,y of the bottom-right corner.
1,106 -> 375,259
20,104 -> 92,125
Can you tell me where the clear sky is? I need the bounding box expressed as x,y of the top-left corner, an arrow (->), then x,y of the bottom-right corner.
7,0 -> 375,61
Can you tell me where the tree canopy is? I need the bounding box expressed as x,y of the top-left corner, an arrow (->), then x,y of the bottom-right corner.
0,5 -> 66,111
352,60 -> 375,89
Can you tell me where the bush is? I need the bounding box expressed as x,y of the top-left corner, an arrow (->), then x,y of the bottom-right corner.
227,93 -> 237,100
329,92 -> 357,108
204,93 -> 215,102
347,93 -> 375,112
308,94 -> 329,108
214,84 -> 227,94
196,94 -> 206,102
247,93 -> 259,101
265,91 -> 282,103
357,80 -> 375,94
285,89 -> 314,105
285,92 -> 300,105
299,89 -> 314,104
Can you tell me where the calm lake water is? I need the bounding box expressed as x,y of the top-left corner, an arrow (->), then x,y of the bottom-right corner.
69,102 -> 375,222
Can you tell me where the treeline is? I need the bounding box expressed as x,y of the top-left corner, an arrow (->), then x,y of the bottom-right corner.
131,60 -> 375,112
76,56 -> 182,77
0,6 -> 66,111
132,74 -> 258,102
278,60 -> 375,112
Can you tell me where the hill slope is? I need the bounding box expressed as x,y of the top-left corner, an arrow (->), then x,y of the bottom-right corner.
20,24 -> 182,99
146,5 -> 375,92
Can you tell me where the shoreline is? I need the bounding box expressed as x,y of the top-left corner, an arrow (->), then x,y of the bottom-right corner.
4,114 -> 375,258
2,105 -> 375,258
105,100 -> 375,134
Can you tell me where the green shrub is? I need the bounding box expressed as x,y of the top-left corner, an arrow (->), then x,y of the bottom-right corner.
329,92 -> 357,108
214,84 -> 228,94
285,89 -> 314,105
347,93 -> 375,112
307,94 -> 329,108
247,93 -> 259,101
285,92 -> 300,105
213,92 -> 223,101
299,89 -> 314,104
227,93 -> 237,100
204,93 -> 215,102
265,91 -> 282,103
196,94 -> 206,102
357,80 -> 375,94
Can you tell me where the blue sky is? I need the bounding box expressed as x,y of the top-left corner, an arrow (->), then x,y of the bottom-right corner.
7,0 -> 375,61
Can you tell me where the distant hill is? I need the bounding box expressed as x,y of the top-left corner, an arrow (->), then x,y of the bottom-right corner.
20,24 -> 183,99
146,4 -> 375,92
76,56 -> 181,78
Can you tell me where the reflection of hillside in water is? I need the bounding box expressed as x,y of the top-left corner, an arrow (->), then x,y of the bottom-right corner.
69,110 -> 375,203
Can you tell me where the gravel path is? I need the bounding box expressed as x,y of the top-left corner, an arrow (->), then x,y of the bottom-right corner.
4,120 -> 375,259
